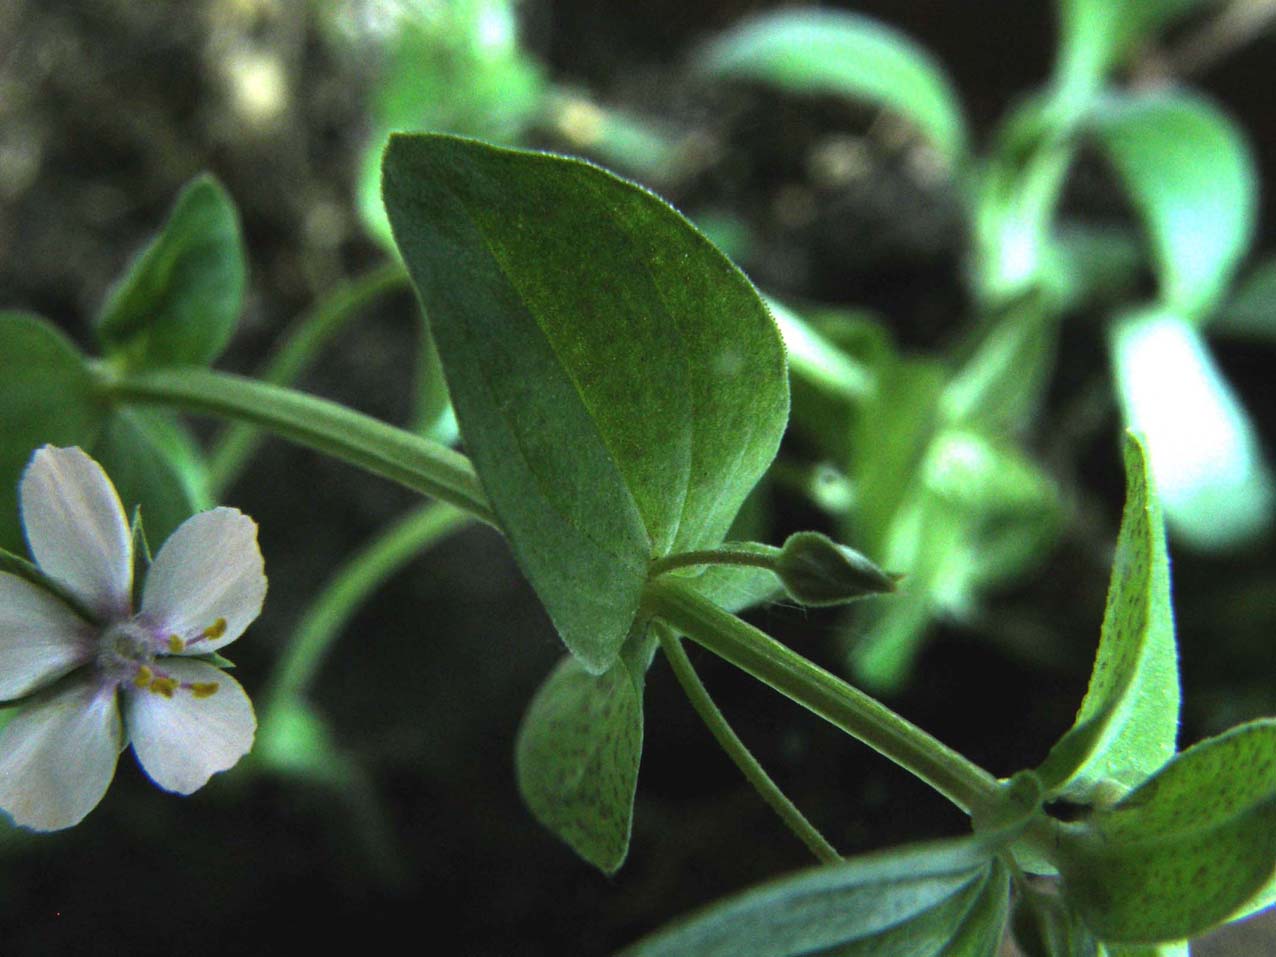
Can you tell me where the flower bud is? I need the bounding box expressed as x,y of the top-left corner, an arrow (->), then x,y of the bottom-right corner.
775,531 -> 896,607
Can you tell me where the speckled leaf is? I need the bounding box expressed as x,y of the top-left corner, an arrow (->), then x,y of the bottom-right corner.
0,313 -> 107,551
1089,92 -> 1257,318
97,175 -> 246,368
1059,719 -> 1276,943
383,134 -> 788,673
621,837 -> 1004,957
696,10 -> 968,165
515,653 -> 644,875
1037,433 -> 1178,798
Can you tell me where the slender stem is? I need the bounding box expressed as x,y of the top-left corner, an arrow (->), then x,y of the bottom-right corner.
643,579 -> 999,814
208,262 -> 411,494
0,548 -> 102,626
266,501 -> 471,707
649,544 -> 781,577
98,366 -> 498,528
655,623 -> 841,864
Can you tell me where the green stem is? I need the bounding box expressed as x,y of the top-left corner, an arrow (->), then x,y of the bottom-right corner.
98,366 -> 497,528
0,547 -> 102,626
643,579 -> 999,814
266,501 -> 471,707
649,544 -> 781,577
655,623 -> 841,864
207,262 -> 411,494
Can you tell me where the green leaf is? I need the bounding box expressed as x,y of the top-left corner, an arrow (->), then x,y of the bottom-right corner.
1058,719 -> 1276,943
97,175 -> 246,368
514,652 -> 644,875
91,409 -> 212,546
1088,92 -> 1257,318
0,313 -> 107,551
1054,0 -> 1203,107
695,10 -> 967,166
383,134 -> 788,672
1101,943 -> 1188,957
620,837 -> 1007,957
1037,433 -> 1178,798
1111,308 -> 1273,549
1213,256 -> 1276,340
1012,883 -> 1100,957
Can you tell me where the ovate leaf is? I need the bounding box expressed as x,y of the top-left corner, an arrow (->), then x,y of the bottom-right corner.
383,134 -> 788,672
696,10 -> 967,166
1037,433 -> 1178,798
1111,308 -> 1273,549
1059,719 -> 1276,943
0,313 -> 107,550
621,837 -> 1007,957
97,175 -> 247,368
515,652 -> 644,875
1088,92 -> 1257,318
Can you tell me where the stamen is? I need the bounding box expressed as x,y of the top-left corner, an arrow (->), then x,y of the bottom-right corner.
149,676 -> 179,698
202,618 -> 227,641
168,634 -> 185,653
189,682 -> 220,699
133,665 -> 155,688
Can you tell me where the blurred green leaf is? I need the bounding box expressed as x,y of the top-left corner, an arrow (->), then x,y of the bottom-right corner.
515,652 -> 644,875
620,837 -> 1007,956
1111,308 -> 1273,549
1102,943 -> 1189,957
1045,226 -> 1143,311
1013,883 -> 1100,957
1214,256 -> 1276,339
383,134 -> 788,672
1059,719 -> 1276,942
92,409 -> 212,547
0,313 -> 107,551
97,175 -> 246,368
1088,91 -> 1257,318
1037,433 -> 1178,798
695,9 -> 968,166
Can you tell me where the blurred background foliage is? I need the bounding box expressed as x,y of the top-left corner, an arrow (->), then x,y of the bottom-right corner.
3,0 -> 1276,952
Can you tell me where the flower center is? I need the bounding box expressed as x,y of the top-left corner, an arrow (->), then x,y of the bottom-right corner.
95,618 -> 221,699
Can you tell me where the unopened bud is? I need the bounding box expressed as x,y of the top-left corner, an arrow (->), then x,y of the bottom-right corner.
775,531 -> 897,607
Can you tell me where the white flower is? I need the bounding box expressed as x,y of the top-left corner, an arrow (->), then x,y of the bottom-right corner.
0,446 -> 266,830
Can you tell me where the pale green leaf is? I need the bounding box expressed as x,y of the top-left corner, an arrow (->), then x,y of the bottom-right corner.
515,653 -> 644,875
1059,719 -> 1276,943
97,175 -> 246,368
383,134 -> 788,672
620,837 -> 1004,957
1037,433 -> 1178,798
695,10 -> 967,165
1088,91 -> 1256,318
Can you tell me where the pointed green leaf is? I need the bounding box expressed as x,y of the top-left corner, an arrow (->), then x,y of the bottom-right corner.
97,175 -> 246,368
383,134 -> 788,672
0,313 -> 107,551
515,652 -> 644,875
1111,308 -> 1273,549
1088,92 -> 1257,318
621,837 -> 1006,957
1059,719 -> 1276,943
1037,433 -> 1178,798
695,10 -> 968,165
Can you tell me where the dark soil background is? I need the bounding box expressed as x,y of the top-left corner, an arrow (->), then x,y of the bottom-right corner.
2,1 -> 1275,954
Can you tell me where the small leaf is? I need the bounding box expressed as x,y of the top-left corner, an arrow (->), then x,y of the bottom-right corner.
515,653 -> 644,875
695,10 -> 968,165
1058,719 -> 1276,943
1088,92 -> 1257,318
775,531 -> 896,607
384,134 -> 788,672
1110,308 -> 1273,549
620,837 -> 1006,957
0,313 -> 107,551
1037,432 -> 1178,798
97,175 -> 247,368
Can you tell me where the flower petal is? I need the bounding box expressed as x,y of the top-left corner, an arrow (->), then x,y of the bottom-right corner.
20,446 -> 132,618
124,657 -> 255,794
140,507 -> 266,654
0,573 -> 95,700
0,676 -> 122,830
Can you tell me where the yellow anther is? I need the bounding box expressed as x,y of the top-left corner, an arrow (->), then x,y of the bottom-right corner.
149,676 -> 179,698
168,634 -> 185,653
133,665 -> 154,688
190,682 -> 220,699
203,618 -> 227,640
